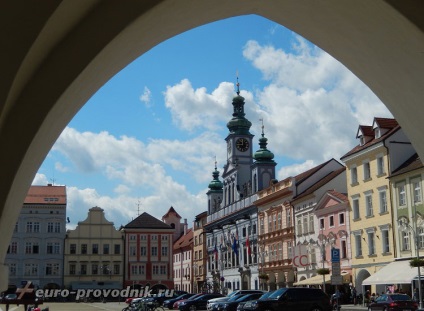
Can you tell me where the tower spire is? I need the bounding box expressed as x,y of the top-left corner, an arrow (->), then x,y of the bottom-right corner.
236,70 -> 240,95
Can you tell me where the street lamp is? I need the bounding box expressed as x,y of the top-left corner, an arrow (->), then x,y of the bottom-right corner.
314,237 -> 329,293
398,217 -> 423,309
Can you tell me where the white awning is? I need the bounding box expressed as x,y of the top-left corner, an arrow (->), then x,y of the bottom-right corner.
363,260 -> 423,285
294,273 -> 351,286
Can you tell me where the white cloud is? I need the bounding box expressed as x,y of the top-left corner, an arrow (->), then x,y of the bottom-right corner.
242,37 -> 392,164
164,79 -> 235,132
139,86 -> 152,107
55,162 -> 69,173
32,173 -> 49,185
277,160 -> 316,180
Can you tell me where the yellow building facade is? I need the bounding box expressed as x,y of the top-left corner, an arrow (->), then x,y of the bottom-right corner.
341,118 -> 416,295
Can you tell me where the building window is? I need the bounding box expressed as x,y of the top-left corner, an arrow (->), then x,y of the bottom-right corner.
329,215 -> 334,227
151,235 -> 158,241
341,240 -> 347,258
339,213 -> 345,225
398,184 -> 406,206
140,246 -> 147,256
278,212 -> 282,230
151,246 -> 158,257
114,244 -> 120,255
287,241 -> 292,259
319,218 -> 324,230
70,264 -> 76,275
54,222 -> 61,233
352,197 -> 360,220
303,215 -> 308,234
413,180 -> 422,204
81,244 -> 87,254
363,161 -> 371,180
367,231 -> 375,255
260,218 -> 264,234
381,229 -> 390,253
103,244 -> 109,254
140,235 -> 147,240
80,264 -> 87,275
351,166 -> 358,184
162,246 -> 168,256
129,246 -> 136,256
33,222 -> 40,233
92,264 -> 98,275
92,244 -> 98,254
114,264 -> 120,275
377,156 -> 385,175
9,264 -> 16,276
354,234 -> 362,257
419,227 -> 424,249
45,263 -> 59,276
70,244 -> 76,254
402,231 -> 410,251
286,208 -> 292,227
24,263 -> 38,276
26,222 -> 33,233
47,222 -> 53,233
365,193 -> 373,217
297,217 -> 303,236
309,214 -> 315,233
8,242 -> 18,254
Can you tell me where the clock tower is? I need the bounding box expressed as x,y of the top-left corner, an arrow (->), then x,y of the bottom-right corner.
222,80 -> 254,206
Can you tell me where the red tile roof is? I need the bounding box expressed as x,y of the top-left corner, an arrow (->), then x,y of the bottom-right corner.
124,212 -> 173,229
374,117 -> 399,129
173,228 -> 193,250
162,206 -> 182,219
24,185 -> 66,204
341,118 -> 400,160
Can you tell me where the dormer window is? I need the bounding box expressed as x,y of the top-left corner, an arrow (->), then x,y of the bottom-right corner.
375,127 -> 381,139
359,136 -> 365,146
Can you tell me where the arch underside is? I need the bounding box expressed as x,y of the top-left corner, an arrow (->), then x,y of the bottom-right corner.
1,0 -> 424,290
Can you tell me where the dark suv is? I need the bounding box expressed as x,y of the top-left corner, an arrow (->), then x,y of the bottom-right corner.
250,287 -> 331,311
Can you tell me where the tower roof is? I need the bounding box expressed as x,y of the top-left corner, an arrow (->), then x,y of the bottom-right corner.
226,79 -> 252,135
253,122 -> 275,163
162,206 -> 182,219
208,162 -> 223,192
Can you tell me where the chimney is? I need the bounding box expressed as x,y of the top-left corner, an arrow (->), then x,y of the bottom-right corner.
184,218 -> 188,235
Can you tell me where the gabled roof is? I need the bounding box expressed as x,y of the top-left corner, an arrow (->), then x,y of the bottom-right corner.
294,159 -> 331,186
162,206 -> 182,219
24,185 -> 67,205
356,125 -> 373,138
173,228 -> 193,250
373,117 -> 399,129
341,117 -> 400,160
124,212 -> 173,229
291,167 -> 346,203
313,189 -> 348,214
390,153 -> 423,178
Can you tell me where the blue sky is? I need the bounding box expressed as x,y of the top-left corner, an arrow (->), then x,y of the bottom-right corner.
33,15 -> 391,229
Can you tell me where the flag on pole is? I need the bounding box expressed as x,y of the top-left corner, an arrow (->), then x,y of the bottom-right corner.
246,234 -> 251,256
214,244 -> 218,261
232,233 -> 239,257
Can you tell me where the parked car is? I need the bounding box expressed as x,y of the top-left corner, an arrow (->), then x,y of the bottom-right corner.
218,292 -> 264,311
368,294 -> 418,311
207,290 -> 265,311
237,291 -> 275,311
144,291 -> 187,306
174,294 -> 204,310
249,287 -> 331,311
179,293 -> 224,311
164,293 -> 196,309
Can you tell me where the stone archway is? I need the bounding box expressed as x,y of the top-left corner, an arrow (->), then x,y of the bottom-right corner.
2,1 -> 424,290
355,269 -> 371,294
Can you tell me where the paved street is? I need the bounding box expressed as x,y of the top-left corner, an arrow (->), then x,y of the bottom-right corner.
0,302 -> 369,311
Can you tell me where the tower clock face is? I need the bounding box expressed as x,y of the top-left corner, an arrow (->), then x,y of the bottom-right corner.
236,138 -> 249,152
